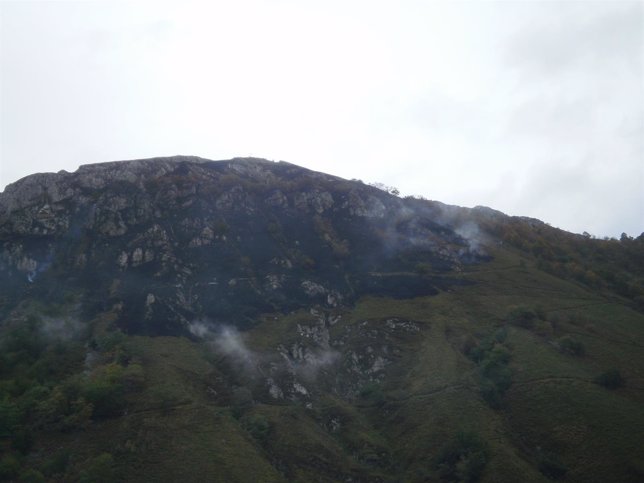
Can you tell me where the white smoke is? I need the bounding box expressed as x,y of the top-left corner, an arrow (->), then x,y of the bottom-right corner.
26,258 -> 53,283
189,320 -> 339,381
455,221 -> 485,254
212,326 -> 256,368
40,315 -> 83,341
296,348 -> 340,380
188,320 -> 256,370
188,320 -> 212,338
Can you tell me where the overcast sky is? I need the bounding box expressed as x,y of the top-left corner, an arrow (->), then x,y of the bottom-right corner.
1,0 -> 642,237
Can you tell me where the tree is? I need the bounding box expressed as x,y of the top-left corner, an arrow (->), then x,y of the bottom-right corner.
594,369 -> 624,389
435,431 -> 488,482
79,453 -> 115,483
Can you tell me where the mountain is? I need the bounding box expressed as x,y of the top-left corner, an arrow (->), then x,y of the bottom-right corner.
0,156 -> 643,482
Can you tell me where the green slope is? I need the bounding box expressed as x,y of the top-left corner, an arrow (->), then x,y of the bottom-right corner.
3,245 -> 643,482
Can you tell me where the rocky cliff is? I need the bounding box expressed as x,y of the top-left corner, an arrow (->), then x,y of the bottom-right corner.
0,156 -> 488,335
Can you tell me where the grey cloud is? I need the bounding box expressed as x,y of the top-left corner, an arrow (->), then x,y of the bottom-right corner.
507,97 -> 594,142
409,94 -> 481,132
505,2 -> 643,75
1,1 -> 641,238
514,156 -> 643,237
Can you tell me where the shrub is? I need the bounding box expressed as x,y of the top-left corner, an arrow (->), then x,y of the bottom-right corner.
266,222 -> 281,236
11,428 -> 33,454
150,384 -> 187,415
415,262 -> 432,275
435,431 -> 488,482
0,399 -> 20,438
93,330 -> 126,353
121,363 -> 145,391
61,398 -> 93,430
493,327 -> 508,343
534,319 -> 554,337
242,413 -> 271,444
331,239 -> 350,258
42,450 -> 71,477
212,221 -> 229,235
79,453 -> 115,483
534,305 -> 547,320
18,468 -> 45,483
507,307 -> 537,329
537,452 -> 568,479
467,336 -> 495,364
479,380 -> 503,410
458,335 -> 478,356
41,303 -> 65,317
33,385 -> 70,428
82,374 -> 124,419
1,316 -> 46,366
480,347 -> 511,375
230,387 -> 253,419
468,331 -> 513,409
594,369 -> 624,389
0,453 -> 20,480
557,336 -> 585,356
300,255 -> 316,271
359,382 -> 385,407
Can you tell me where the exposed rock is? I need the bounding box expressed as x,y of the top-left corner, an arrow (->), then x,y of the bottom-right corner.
265,190 -> 288,208
326,291 -> 342,307
97,211 -> 128,236
144,293 -> 156,319
0,155 -> 489,336
346,192 -> 387,218
117,251 -> 129,268
293,381 -> 309,396
17,257 -> 37,272
270,257 -> 292,269
265,274 -> 284,290
75,253 -> 87,269
131,248 -> 144,266
294,190 -> 334,213
297,320 -> 330,349
301,280 -> 327,297
385,318 -> 420,332
267,378 -> 284,399
215,186 -> 246,211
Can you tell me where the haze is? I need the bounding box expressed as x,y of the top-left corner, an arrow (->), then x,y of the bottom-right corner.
1,0 -> 642,237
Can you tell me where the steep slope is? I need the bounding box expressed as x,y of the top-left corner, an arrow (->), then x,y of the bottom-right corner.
0,156 -> 486,334
0,157 -> 642,482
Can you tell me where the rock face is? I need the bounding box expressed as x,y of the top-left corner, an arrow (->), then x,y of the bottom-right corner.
0,156 -> 488,335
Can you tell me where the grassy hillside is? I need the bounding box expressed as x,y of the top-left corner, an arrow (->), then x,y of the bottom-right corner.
2,242 -> 643,482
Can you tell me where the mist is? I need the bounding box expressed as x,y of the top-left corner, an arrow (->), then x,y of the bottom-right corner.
455,221 -> 486,254
188,319 -> 340,384
39,315 -> 83,341
188,320 -> 257,371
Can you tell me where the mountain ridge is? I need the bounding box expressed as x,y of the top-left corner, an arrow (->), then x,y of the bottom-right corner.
0,155 -> 543,233
0,156 -> 493,334
0,156 -> 643,482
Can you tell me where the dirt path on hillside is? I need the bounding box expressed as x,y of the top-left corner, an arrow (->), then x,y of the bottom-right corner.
389,375 -> 644,406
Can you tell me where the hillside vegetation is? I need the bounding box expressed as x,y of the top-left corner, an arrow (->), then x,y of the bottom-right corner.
0,157 -> 642,482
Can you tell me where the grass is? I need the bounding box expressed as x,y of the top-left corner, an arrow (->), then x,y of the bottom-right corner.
3,248 -> 644,482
